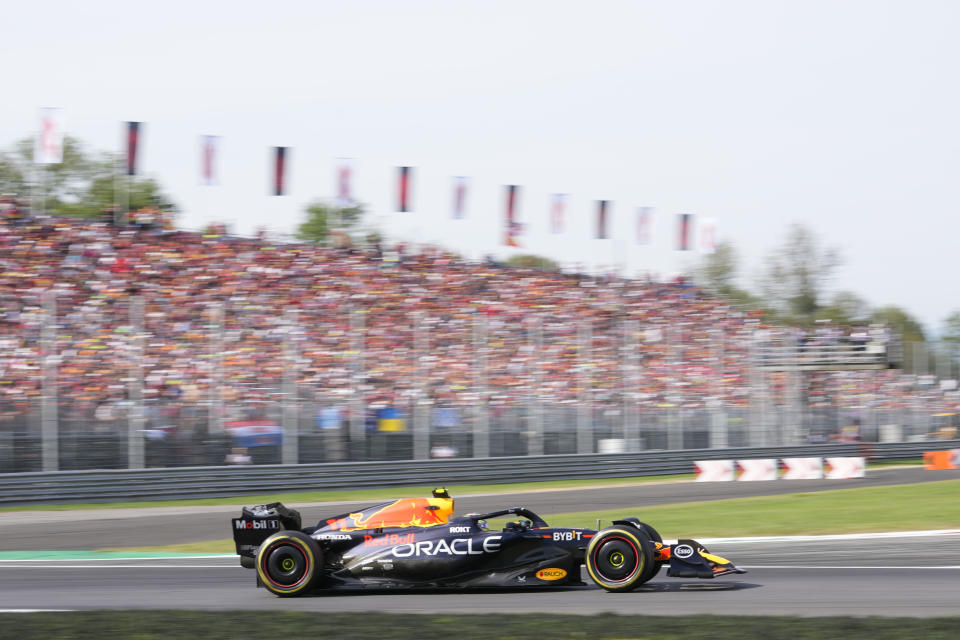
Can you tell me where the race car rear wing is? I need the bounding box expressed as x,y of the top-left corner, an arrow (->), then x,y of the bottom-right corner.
231,502 -> 302,558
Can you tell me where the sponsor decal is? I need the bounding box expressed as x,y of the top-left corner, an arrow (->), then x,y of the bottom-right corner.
535,568 -> 567,581
449,526 -> 472,533
234,519 -> 280,531
391,535 -> 503,558
315,533 -> 352,541
552,531 -> 583,542
363,533 -> 415,547
516,575 -> 527,583
673,544 -> 695,559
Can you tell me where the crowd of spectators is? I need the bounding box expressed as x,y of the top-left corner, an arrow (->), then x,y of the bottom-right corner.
0,212 -> 956,451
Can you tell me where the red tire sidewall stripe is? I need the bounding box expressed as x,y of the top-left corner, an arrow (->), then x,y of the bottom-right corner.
591,534 -> 640,584
262,541 -> 311,590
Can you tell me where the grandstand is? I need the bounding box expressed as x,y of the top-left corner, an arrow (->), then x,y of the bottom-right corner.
0,214 -> 956,472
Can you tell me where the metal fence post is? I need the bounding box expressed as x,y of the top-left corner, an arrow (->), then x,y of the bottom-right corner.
127,296 -> 145,469
576,321 -> 593,454
472,313 -> 489,458
208,301 -> 224,436
667,325 -> 684,451
414,312 -> 430,460
282,308 -> 299,465
349,308 -> 366,461
40,289 -> 58,472
709,328 -> 728,448
623,320 -> 641,452
527,317 -> 544,456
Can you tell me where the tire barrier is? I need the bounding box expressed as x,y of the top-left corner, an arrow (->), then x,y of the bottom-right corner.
781,457 -> 824,480
694,456 -> 867,481
923,450 -> 960,471
693,460 -> 735,482
0,440 -> 954,506
735,459 -> 778,481
825,457 -> 866,479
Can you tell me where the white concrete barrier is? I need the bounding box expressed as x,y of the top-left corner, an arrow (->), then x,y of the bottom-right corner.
825,456 -> 866,479
737,458 -> 778,481
694,459 -> 735,482
781,457 -> 824,480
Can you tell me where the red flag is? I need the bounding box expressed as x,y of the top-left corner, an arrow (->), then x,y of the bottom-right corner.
677,213 -> 693,250
200,135 -> 217,186
337,159 -> 353,205
452,176 -> 468,219
126,121 -> 141,176
596,200 -> 610,239
504,185 -> 523,247
397,166 -> 412,212
636,207 -> 652,245
273,147 -> 288,196
550,194 -> 565,234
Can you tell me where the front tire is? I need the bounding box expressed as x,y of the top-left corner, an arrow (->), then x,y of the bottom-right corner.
256,531 -> 322,597
585,526 -> 655,592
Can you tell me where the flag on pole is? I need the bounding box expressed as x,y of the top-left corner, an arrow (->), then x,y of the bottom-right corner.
677,213 -> 694,250
36,107 -> 64,165
700,217 -> 717,254
452,176 -> 468,219
397,166 -> 412,212
596,200 -> 610,239
125,121 -> 142,176
549,194 -> 565,234
636,207 -> 652,245
504,185 -> 523,247
336,158 -> 354,206
273,147 -> 288,196
200,135 -> 218,185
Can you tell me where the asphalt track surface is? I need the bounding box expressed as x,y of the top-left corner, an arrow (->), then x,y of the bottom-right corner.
1,466 -> 959,616
2,466 -> 959,550
1,534 -> 959,616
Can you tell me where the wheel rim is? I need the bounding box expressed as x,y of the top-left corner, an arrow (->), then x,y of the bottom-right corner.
592,536 -> 640,583
263,542 -> 310,588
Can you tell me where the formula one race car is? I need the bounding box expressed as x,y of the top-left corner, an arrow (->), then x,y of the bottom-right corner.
231,489 -> 745,596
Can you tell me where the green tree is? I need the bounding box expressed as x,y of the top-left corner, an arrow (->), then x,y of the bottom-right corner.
942,311 -> 960,343
0,135 -> 176,218
295,200 -> 365,245
505,254 -> 559,271
817,290 -> 872,325
871,306 -> 926,343
758,223 -> 842,325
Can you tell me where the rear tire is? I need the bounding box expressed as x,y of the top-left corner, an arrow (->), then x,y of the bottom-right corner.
585,526 -> 655,592
256,531 -> 322,597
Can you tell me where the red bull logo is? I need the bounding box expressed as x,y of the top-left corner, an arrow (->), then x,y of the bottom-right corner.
363,533 -> 415,547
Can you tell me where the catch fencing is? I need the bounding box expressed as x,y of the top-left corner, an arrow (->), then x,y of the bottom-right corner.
2,295 -> 958,472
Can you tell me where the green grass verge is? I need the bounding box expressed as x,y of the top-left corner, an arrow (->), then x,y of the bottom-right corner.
104,479 -> 960,554
1,611 -> 959,640
0,460 -> 923,514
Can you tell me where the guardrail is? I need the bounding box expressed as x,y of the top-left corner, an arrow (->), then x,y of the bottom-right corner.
0,440 -> 953,506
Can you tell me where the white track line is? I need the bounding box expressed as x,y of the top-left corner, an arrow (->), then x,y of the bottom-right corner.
695,529 -> 960,545
0,564 -> 236,569
0,609 -> 75,613
742,565 -> 960,570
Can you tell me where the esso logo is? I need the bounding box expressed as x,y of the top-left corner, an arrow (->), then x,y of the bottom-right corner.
535,568 -> 567,581
673,544 -> 694,559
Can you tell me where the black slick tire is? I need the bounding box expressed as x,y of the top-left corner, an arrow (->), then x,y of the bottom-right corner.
585,526 -> 655,592
256,530 -> 322,597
